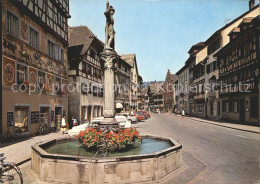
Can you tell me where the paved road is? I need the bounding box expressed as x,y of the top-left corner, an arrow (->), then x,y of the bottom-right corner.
134,113 -> 260,184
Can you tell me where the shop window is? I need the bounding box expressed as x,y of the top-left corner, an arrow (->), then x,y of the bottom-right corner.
234,101 -> 238,113
250,97 -> 258,118
14,106 -> 29,133
17,64 -> 27,85
29,27 -> 39,48
229,100 -> 234,112
197,104 -> 203,113
6,10 -> 19,37
222,100 -> 228,112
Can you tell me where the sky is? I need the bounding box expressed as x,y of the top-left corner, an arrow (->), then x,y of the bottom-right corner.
69,0 -> 256,82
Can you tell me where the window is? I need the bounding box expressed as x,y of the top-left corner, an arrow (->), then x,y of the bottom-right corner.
48,40 -> 64,62
87,65 -> 92,75
93,86 -> 97,96
29,27 -> 39,48
17,65 -> 27,84
38,71 -> 46,85
97,69 -> 101,78
57,12 -> 64,29
250,97 -> 258,118
14,106 -> 29,132
6,11 -> 19,37
98,87 -> 104,97
48,40 -> 55,57
82,62 -> 86,72
93,68 -> 97,77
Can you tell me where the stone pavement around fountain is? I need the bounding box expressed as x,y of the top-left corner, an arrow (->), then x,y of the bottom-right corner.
0,132 -> 69,164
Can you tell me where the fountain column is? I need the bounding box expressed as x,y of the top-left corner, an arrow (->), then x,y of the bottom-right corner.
101,1 -> 117,123
102,53 -> 117,118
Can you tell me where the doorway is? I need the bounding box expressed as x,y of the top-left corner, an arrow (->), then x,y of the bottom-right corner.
239,99 -> 245,122
40,105 -> 51,128
87,106 -> 92,122
55,106 -> 63,129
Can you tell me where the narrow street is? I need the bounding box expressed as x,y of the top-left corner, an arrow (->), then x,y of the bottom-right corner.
134,113 -> 260,184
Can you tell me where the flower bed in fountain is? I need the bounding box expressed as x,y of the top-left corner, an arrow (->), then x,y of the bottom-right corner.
75,127 -> 141,151
31,135 -> 182,184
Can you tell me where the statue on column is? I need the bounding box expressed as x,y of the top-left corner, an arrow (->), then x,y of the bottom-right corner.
104,1 -> 115,51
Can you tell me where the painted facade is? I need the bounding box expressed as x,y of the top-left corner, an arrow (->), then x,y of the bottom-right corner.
1,0 -> 70,138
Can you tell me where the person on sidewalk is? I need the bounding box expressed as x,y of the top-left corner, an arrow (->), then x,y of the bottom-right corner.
61,116 -> 66,134
72,117 -> 78,127
182,109 -> 185,117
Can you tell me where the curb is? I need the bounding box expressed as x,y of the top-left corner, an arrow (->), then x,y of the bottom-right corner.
171,114 -> 260,134
17,158 -> 31,166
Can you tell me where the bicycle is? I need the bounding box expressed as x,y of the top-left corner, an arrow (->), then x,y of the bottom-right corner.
38,122 -> 49,135
0,153 -> 23,184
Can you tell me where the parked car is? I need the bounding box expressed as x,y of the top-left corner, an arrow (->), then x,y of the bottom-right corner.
133,112 -> 146,122
68,123 -> 89,137
114,116 -> 132,128
138,110 -> 151,119
116,113 -> 138,123
68,117 -> 104,137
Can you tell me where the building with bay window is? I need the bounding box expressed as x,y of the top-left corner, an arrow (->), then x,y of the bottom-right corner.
1,0 -> 70,138
68,26 -> 104,124
214,16 -> 260,126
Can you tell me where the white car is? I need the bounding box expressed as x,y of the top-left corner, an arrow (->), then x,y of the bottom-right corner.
115,116 -> 132,128
68,123 -> 89,137
68,117 -> 105,137
116,113 -> 138,123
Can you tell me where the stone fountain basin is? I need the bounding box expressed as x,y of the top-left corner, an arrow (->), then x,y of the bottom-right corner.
31,135 -> 182,184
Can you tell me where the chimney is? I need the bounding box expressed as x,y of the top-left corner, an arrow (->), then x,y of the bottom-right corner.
249,0 -> 255,10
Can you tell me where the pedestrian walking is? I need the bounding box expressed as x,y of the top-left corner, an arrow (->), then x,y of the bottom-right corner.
61,116 -> 66,134
72,117 -> 78,127
182,109 -> 185,117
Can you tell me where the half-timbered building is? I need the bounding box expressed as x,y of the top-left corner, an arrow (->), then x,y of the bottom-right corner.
1,0 -> 70,138
215,16 -> 260,125
68,26 -> 104,124
115,56 -> 132,112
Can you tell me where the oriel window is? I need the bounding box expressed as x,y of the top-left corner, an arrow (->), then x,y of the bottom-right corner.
6,11 -> 19,37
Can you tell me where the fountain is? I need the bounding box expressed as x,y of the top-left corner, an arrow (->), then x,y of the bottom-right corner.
31,2 -> 182,183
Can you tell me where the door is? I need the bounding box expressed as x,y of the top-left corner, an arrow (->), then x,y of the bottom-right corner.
55,106 -> 62,128
239,99 -> 245,122
87,106 -> 92,122
217,101 -> 220,116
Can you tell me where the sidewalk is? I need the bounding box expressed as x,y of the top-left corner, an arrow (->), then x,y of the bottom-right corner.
172,113 -> 260,134
0,132 -> 69,164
